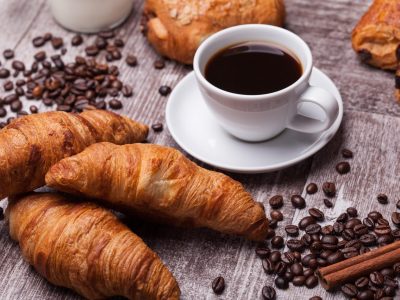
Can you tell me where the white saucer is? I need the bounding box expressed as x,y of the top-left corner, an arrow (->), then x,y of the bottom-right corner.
166,68 -> 343,174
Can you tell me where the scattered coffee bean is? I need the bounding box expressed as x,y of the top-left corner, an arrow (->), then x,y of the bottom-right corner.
0,68 -> 10,78
0,107 -> 7,118
346,207 -> 358,217
322,182 -> 336,197
285,225 -> 299,237
309,297 -> 322,300
159,85 -> 172,96
291,195 -> 306,209
305,275 -> 318,289
261,285 -> 276,300
270,210 -> 283,221
3,80 -> 13,91
71,34 -> 83,46
211,276 -> 225,295
126,55 -> 138,67
309,208 -> 324,221
274,277 -> 288,290
29,105 -> 38,114
341,283 -> 358,297
32,36 -> 46,47
392,212 -> 400,227
99,30 -> 115,39
377,193 -> 388,204
269,195 -> 283,209
3,49 -> 14,59
342,148 -> 353,158
324,198 -> 333,208
154,59 -> 165,69
262,258 -> 274,274
11,60 -> 25,71
271,236 -> 284,249
299,216 -> 316,230
370,271 -> 384,287
306,183 -> 318,194
269,219 -> 278,229
151,123 -> 163,132
85,45 -> 99,56
51,37 -> 64,49
109,99 -> 122,110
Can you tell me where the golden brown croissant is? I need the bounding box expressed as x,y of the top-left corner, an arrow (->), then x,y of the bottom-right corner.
7,193 -> 180,300
0,110 -> 148,200
46,143 -> 268,241
352,0 -> 400,70
144,0 -> 286,64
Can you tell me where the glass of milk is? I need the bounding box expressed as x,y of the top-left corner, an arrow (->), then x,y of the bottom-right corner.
50,0 -> 134,33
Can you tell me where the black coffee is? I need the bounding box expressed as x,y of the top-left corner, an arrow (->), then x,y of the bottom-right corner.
205,42 -> 302,95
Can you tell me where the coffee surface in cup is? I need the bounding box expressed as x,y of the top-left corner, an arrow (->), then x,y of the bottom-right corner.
205,42 -> 302,95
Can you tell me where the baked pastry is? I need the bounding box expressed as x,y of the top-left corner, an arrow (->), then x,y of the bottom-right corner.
144,0 -> 286,64
0,110 -> 148,200
46,142 -> 268,241
352,0 -> 400,70
7,193 -> 180,300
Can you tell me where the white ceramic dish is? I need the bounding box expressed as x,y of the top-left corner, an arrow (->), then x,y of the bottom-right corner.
166,68 -> 343,174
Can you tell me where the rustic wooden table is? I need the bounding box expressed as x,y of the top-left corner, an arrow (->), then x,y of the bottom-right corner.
0,0 -> 399,299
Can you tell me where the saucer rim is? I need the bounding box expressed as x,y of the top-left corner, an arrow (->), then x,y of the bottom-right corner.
165,68 -> 344,174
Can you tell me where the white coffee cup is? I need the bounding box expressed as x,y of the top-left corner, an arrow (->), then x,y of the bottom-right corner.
50,0 -> 134,33
193,24 -> 339,142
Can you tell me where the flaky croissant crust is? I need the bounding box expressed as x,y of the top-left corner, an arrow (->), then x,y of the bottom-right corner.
46,143 -> 268,241
144,0 -> 286,64
352,0 -> 400,70
0,110 -> 148,200
7,193 -> 180,300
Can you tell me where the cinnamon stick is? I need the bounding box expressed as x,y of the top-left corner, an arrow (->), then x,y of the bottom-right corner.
317,240 -> 400,290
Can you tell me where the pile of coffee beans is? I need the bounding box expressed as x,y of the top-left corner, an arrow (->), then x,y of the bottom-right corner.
0,30 -> 172,131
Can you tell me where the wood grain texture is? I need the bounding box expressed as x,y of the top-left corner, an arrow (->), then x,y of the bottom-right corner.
0,0 -> 400,299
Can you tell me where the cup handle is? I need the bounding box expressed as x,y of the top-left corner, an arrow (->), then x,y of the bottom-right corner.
287,86 -> 339,133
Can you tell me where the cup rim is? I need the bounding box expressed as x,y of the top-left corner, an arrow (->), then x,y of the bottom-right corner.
193,24 -> 313,101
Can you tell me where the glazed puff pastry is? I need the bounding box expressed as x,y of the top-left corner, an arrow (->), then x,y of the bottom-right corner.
144,0 -> 286,64
352,0 -> 400,70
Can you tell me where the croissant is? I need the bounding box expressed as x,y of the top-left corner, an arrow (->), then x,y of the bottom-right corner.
7,193 -> 180,300
144,0 -> 286,64
352,0 -> 400,70
46,143 -> 268,241
0,110 -> 148,200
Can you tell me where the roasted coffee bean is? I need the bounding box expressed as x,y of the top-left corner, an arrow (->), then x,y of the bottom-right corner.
262,258 -> 274,274
270,210 -> 283,221
363,217 -> 375,230
309,297 -> 322,300
113,38 -> 124,48
287,239 -> 304,252
211,276 -> 225,294
345,239 -> 362,249
121,85 -> 133,97
43,98 -> 53,106
85,45 -> 99,57
378,194 -> 389,204
126,55 -> 138,67
324,198 -> 333,208
306,183 -> 318,194
381,268 -> 395,278
396,200 -> 400,210
392,212 -> 400,227
269,219 -> 278,229
375,224 -> 392,236
7,117 -> 15,124
342,228 -> 355,241
301,254 -> 316,267
159,85 -> 172,96
346,218 -> 362,230
321,225 -> 334,235
266,228 -> 276,239
15,87 -> 24,96
310,241 -> 322,252
305,224 -> 321,235
290,263 -> 303,276
255,245 -> 270,258
299,216 -> 316,230
269,251 -> 281,263
394,262 -> 400,275
283,271 -> 294,282
51,37 -> 64,49
359,233 -> 376,246
32,36 -> 46,47
3,49 -> 14,59
274,261 -> 287,275
271,236 -> 284,249
355,276 -> 370,289
357,290 -> 374,300
316,257 -> 328,267
285,224 -> 299,237
341,283 -> 358,297
291,195 -> 306,209
0,68 -> 10,78
154,59 -> 165,69
322,182 -> 336,197
337,212 -> 348,223
321,235 -> 338,245
281,252 -> 295,265
341,247 -> 358,259
4,94 -> 18,104
383,275 -> 398,288
109,99 -> 123,110
305,275 -> 318,289
71,34 -> 83,46
370,271 -> 384,286
303,269 -> 314,278
378,218 -> 390,226
309,208 -> 324,221
336,161 -> 350,174
29,105 -> 38,114
98,30 -> 115,39
261,286 -> 276,300
95,37 -> 108,49
337,240 -> 347,249
327,251 -> 344,264
333,222 -> 344,235
0,107 -> 7,118
384,286 -> 396,297
292,275 -> 306,287
269,195 -> 283,209
368,211 -> 383,222
10,100 -> 22,112
275,277 -> 288,290
3,80 -> 13,91
354,224 -> 369,236
377,234 -> 394,246
346,207 -> 358,217
12,60 -> 25,71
